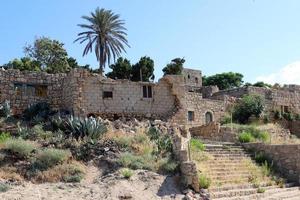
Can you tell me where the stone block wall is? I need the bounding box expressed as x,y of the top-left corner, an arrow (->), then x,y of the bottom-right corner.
210,86 -> 300,116
182,68 -> 202,87
0,68 -> 225,127
172,126 -> 199,192
79,73 -> 176,119
0,69 -> 66,114
243,143 -> 300,184
189,122 -> 220,138
189,122 -> 238,142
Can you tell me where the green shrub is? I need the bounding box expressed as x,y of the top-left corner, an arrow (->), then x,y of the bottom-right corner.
121,168 -> 134,179
114,136 -> 134,149
258,131 -> 270,143
254,152 -> 268,164
199,174 -> 211,189
274,110 -> 282,120
0,101 -> 11,118
236,125 -> 270,143
238,131 -> 255,143
257,187 -> 266,193
0,183 -> 9,193
23,102 -> 51,121
283,112 -> 295,121
118,152 -> 153,170
220,114 -> 231,125
147,127 -> 173,155
4,138 -> 37,158
261,161 -> 272,176
34,148 -> 71,170
295,114 -> 300,120
158,158 -> 178,174
190,138 -> 205,151
233,94 -> 264,124
19,124 -> 53,141
263,115 -> 270,124
0,132 -> 11,143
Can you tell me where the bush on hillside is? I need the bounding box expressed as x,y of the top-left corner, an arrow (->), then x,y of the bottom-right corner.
190,138 -> 205,151
23,102 -> 51,121
147,127 -> 172,156
34,148 -> 71,170
4,138 -> 37,158
233,94 -> 264,124
56,116 -> 107,141
0,132 -> 11,144
238,131 -> 255,143
199,174 -> 211,189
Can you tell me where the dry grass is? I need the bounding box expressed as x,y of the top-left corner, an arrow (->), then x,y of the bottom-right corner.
0,167 -> 23,182
34,161 -> 86,183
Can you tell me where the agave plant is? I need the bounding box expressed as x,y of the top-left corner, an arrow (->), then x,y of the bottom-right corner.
0,100 -> 11,118
61,116 -> 107,141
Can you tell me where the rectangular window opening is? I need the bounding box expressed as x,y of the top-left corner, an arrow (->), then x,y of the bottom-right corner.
188,111 -> 195,121
103,91 -> 113,99
35,85 -> 47,97
142,85 -> 153,98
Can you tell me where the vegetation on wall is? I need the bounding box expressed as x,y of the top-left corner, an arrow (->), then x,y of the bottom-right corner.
232,94 -> 264,124
162,58 -> 185,76
24,37 -> 70,73
131,56 -> 155,82
202,72 -> 244,90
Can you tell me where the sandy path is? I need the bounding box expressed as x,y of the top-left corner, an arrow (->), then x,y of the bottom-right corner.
0,169 -> 185,200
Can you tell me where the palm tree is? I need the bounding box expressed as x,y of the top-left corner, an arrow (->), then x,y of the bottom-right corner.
75,8 -> 129,74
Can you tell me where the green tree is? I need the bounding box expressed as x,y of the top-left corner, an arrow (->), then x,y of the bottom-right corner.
24,37 -> 70,73
162,58 -> 185,76
131,56 -> 155,82
75,8 -> 130,74
252,81 -> 272,88
67,57 -> 90,70
203,72 -> 244,90
106,57 -> 132,79
2,57 -> 41,71
233,94 -> 264,124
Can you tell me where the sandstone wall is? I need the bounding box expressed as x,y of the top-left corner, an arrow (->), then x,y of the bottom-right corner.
172,127 -> 199,192
0,69 -> 66,114
243,143 -> 300,184
189,122 -> 238,142
79,73 -> 176,119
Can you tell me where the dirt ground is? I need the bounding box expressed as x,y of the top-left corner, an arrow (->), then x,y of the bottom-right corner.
0,165 -> 185,200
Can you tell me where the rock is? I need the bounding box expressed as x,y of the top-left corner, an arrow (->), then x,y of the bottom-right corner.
118,193 -> 133,199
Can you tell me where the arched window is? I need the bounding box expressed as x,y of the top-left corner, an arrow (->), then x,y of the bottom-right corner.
205,112 -> 213,124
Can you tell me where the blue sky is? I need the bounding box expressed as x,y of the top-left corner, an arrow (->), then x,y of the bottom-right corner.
1,0 -> 300,84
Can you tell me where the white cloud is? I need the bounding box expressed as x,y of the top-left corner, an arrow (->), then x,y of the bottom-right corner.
256,61 -> 300,85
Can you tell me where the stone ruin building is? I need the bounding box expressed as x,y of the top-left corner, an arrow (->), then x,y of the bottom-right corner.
1,67 -> 300,128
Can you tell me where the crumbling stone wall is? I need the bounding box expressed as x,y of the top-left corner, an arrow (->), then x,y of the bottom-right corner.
243,143 -> 300,184
182,68 -> 202,87
0,68 -> 225,127
0,69 -> 65,114
172,126 -> 199,192
189,122 -> 238,142
79,72 -> 176,119
210,86 -> 300,117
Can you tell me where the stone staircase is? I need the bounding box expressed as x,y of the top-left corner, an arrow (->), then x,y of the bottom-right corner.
198,141 -> 300,200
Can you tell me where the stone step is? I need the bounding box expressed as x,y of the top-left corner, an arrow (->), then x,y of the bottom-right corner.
210,186 -> 276,199
212,178 -> 250,186
209,153 -> 252,156
208,167 -> 255,171
209,182 -> 292,192
206,171 -> 252,177
212,186 -> 300,200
